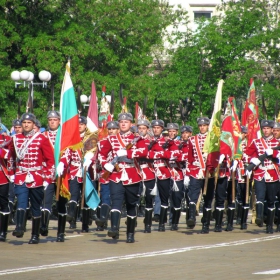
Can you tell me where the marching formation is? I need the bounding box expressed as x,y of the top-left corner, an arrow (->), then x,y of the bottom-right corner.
0,107 -> 280,245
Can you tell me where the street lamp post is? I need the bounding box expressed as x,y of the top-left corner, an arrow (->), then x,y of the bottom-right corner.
11,70 -> 51,112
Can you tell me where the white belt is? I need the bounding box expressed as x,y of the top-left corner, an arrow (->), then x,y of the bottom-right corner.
140,164 -> 149,168
118,164 -> 135,169
259,165 -> 275,170
18,166 -> 42,172
192,162 -> 201,167
154,163 -> 166,168
71,162 -> 81,167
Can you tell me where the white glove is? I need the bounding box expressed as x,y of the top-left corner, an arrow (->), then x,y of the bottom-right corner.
104,162 -> 114,172
184,176 -> 190,187
246,170 -> 252,177
250,157 -> 261,166
56,162 -> 64,177
265,148 -> 273,156
219,154 -> 225,164
84,151 -> 94,160
230,160 -> 238,172
83,158 -> 92,171
10,175 -> 15,183
117,149 -> 127,157
43,181 -> 49,190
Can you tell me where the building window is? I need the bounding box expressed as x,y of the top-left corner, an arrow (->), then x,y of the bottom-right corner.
194,11 -> 212,20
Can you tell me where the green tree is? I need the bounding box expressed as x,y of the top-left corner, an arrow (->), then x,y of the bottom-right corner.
0,0 -> 183,126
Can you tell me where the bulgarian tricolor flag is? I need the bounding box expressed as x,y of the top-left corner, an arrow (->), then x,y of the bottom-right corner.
55,61 -> 82,199
203,79 -> 224,172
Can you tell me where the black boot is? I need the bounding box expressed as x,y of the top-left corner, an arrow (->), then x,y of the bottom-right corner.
255,202 -> 264,227
108,211 -> 121,239
95,206 -> 102,231
185,206 -> 189,225
158,206 -> 168,232
266,209 -> 275,234
28,217 -> 41,244
12,209 -> 26,238
144,208 -> 153,233
66,201 -> 78,229
276,208 -> 280,232
225,208 -> 235,231
171,208 -> 181,231
82,208 -> 90,232
96,204 -> 111,228
8,201 -> 15,225
214,209 -> 223,232
235,202 -> 242,225
187,202 -> 196,229
24,208 -> 31,232
56,214 -> 67,242
0,212 -> 10,242
201,209 -> 212,234
40,210 -> 50,236
240,207 -> 249,230
126,216 -> 136,243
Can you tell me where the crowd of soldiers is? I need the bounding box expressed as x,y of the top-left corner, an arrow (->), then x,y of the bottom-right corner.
0,110 -> 280,244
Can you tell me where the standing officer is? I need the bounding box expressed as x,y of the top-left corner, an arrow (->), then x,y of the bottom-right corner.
147,120 -> 171,232
40,111 -> 69,242
231,126 -> 250,229
187,117 -> 215,234
8,119 -> 23,225
243,120 -> 279,233
99,113 -> 147,243
8,113 -> 54,244
164,123 -> 185,231
0,126 -> 12,241
132,119 -> 155,233
57,116 -> 91,232
96,121 -> 119,231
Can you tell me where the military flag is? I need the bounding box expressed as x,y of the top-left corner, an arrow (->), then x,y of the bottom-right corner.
241,78 -> 261,146
203,80 -> 224,171
54,61 -> 81,199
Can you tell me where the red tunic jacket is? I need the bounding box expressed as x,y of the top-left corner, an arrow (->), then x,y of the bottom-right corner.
99,132 -> 147,185
243,136 -> 280,182
8,131 -> 54,188
0,135 -> 12,185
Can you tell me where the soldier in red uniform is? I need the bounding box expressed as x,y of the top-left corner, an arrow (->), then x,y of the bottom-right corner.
231,126 -> 250,229
40,111 -> 69,241
163,123 -> 185,231
57,116 -> 91,232
95,121 -> 119,231
129,119 -> 155,233
147,119 -> 171,232
99,113 -> 147,243
176,125 -> 192,224
8,119 -> 22,226
0,125 -> 13,241
243,120 -> 280,233
8,113 -> 54,244
186,117 -> 215,234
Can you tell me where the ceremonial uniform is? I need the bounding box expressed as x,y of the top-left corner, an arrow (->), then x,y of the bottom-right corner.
99,113 -> 147,243
95,121 -> 119,232
8,113 -> 54,244
58,116 -> 90,232
243,120 -> 280,233
234,126 -> 250,229
128,119 -> 156,233
186,117 -> 215,233
0,133 -> 12,241
164,123 -> 185,231
147,119 -> 172,232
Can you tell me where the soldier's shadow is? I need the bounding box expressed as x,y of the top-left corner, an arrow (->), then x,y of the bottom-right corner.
90,238 -> 128,244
